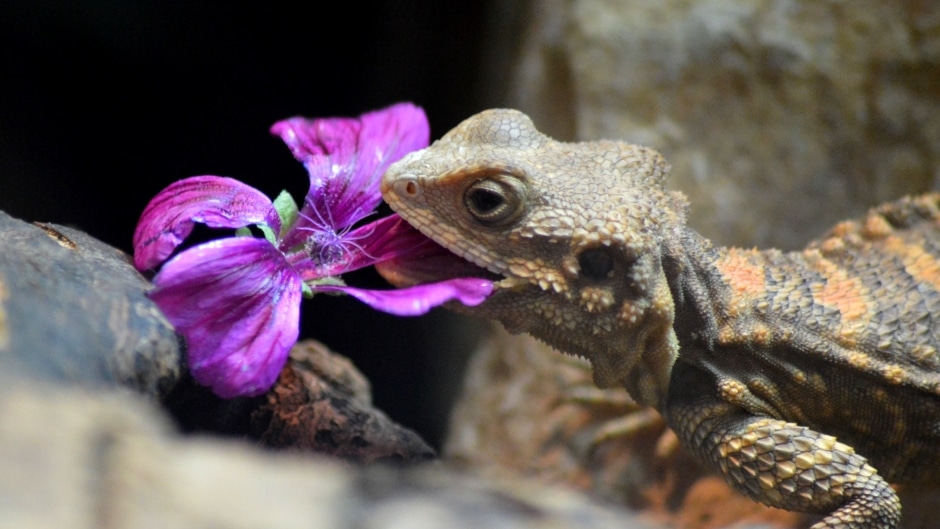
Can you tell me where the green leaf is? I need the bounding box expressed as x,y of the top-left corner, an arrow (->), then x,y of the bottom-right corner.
273,190 -> 300,239
256,224 -> 278,245
303,276 -> 346,298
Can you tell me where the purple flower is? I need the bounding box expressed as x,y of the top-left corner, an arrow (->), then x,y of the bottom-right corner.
133,103 -> 492,398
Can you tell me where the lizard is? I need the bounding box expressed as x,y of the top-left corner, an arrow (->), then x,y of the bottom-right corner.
376,108 -> 940,529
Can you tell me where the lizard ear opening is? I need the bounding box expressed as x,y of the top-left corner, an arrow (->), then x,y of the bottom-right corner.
463,175 -> 527,227
578,247 -> 615,280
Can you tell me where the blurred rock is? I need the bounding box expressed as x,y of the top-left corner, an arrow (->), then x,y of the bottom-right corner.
0,210 -> 181,398
506,0 -> 940,248
0,383 -> 663,529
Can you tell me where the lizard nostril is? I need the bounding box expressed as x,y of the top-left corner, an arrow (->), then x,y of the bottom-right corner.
394,177 -> 420,198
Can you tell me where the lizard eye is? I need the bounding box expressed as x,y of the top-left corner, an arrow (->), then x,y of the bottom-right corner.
464,176 -> 526,227
578,247 -> 615,280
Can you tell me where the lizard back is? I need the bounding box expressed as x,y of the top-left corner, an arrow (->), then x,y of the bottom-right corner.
674,193 -> 940,483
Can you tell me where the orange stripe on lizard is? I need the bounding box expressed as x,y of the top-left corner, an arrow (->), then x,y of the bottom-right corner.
714,248 -> 766,317
883,235 -> 940,292
809,254 -> 873,346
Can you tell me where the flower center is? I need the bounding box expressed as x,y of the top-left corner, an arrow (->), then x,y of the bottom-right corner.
305,229 -> 350,269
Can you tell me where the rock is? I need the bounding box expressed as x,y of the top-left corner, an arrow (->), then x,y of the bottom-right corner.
250,340 -> 436,463
0,383 -> 662,529
504,0 -> 940,248
0,210 -> 181,398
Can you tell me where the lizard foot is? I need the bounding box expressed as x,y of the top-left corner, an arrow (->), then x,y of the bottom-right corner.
561,369 -> 677,461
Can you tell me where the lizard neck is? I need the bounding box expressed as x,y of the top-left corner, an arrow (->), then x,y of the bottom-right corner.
598,225 -> 713,413
572,225 -> 719,413
661,226 -> 727,354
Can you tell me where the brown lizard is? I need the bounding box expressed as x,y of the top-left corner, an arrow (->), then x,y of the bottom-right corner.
377,109 -> 940,529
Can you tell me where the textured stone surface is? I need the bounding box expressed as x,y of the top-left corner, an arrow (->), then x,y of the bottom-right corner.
0,383 -> 661,529
251,340 -> 436,463
507,0 -> 940,249
0,210 -> 181,397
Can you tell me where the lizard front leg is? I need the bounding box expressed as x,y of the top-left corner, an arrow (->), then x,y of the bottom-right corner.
666,364 -> 901,529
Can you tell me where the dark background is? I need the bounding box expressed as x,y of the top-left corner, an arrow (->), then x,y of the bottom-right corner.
0,2 -> 518,448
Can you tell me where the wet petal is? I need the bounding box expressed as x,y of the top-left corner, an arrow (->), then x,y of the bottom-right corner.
317,278 -> 493,316
150,237 -> 301,398
133,176 -> 280,271
271,103 -> 429,247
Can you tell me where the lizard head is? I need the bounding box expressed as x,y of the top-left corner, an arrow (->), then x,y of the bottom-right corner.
379,109 -> 687,407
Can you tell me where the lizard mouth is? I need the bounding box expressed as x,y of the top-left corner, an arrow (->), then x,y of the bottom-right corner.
375,232 -> 504,289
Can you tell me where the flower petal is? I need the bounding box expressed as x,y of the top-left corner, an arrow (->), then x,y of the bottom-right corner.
317,278 -> 493,316
347,214 -> 436,266
149,237 -> 301,398
294,213 -> 435,279
271,102 -> 429,248
133,176 -> 280,271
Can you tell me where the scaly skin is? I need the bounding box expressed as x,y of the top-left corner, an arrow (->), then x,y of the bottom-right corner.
378,109 -> 940,528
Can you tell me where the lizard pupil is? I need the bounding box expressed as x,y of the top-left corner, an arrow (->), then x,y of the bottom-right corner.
463,177 -> 526,227
578,248 -> 614,280
468,187 -> 504,214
